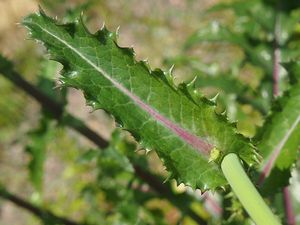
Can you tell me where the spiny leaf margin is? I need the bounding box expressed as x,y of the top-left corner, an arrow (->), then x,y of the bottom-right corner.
255,63 -> 300,193
22,9 -> 259,191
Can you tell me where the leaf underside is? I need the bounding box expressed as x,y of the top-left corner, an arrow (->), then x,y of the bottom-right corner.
22,10 -> 259,191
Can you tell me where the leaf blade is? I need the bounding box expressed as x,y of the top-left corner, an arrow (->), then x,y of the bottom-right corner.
256,65 -> 300,192
23,11 -> 259,191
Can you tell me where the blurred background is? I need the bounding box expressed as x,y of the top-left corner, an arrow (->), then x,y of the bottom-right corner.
0,0 -> 299,224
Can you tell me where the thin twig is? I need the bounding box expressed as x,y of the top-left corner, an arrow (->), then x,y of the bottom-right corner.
0,187 -> 84,225
0,67 -> 108,148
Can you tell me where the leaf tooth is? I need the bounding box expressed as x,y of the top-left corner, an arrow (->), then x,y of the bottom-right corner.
77,14 -> 93,35
163,65 -> 177,88
165,64 -> 175,77
38,5 -> 46,17
139,60 -> 151,73
185,77 -> 205,104
214,110 -> 228,125
100,21 -> 106,30
108,28 -> 118,41
219,185 -> 226,192
129,45 -> 135,53
250,148 -> 262,164
145,148 -> 151,155
186,76 -> 197,87
111,115 -> 124,130
209,92 -> 219,105
63,70 -> 79,80
136,140 -> 154,155
168,64 -> 175,75
115,44 -> 135,57
163,172 -> 175,183
201,183 -> 209,192
95,23 -> 115,44
105,35 -> 131,64
178,82 -> 207,107
100,23 -> 110,35
114,26 -> 120,40
38,7 -> 59,25
185,181 -> 196,190
221,110 -> 227,116
86,99 -> 97,109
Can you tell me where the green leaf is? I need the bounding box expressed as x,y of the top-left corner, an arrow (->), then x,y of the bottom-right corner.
184,22 -> 248,50
25,117 -> 53,191
81,130 -> 167,225
196,72 -> 269,113
194,73 -> 252,96
184,25 -> 273,80
22,10 -> 259,191
255,65 -> 300,193
208,0 -> 275,36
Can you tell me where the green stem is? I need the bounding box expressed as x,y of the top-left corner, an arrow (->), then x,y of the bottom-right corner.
221,153 -> 281,225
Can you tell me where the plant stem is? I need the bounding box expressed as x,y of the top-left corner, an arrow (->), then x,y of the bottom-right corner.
283,186 -> 296,225
221,153 -> 281,225
272,5 -> 281,98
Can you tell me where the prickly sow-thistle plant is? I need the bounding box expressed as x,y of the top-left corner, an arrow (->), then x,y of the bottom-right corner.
22,9 -> 288,225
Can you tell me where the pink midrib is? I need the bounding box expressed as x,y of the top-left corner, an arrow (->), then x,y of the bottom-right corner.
131,91 -> 212,155
39,24 -> 213,155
